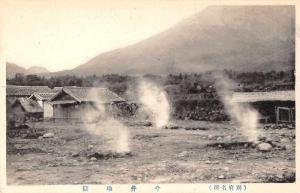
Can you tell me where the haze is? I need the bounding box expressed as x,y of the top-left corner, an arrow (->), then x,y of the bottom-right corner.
2,0 -> 205,72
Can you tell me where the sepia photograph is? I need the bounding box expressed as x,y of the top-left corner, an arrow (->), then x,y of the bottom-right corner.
2,0 -> 296,188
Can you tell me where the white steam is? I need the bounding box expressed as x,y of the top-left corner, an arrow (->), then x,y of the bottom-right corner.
138,80 -> 170,128
83,88 -> 130,153
214,73 -> 261,142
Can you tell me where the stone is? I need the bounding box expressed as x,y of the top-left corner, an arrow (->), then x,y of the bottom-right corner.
257,143 -> 272,152
227,160 -> 234,164
88,144 -> 94,149
223,167 -> 229,172
205,160 -> 211,164
258,136 -> 267,142
224,136 -> 231,141
280,138 -> 290,143
218,175 -> 225,179
217,137 -> 223,141
90,157 -> 97,161
208,135 -> 213,140
43,132 -> 54,138
178,151 -> 189,158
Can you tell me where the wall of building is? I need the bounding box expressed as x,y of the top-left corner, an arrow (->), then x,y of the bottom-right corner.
44,102 -> 54,118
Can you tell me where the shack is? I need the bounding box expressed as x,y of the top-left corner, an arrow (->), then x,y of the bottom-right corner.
29,92 -> 58,118
11,98 -> 43,122
232,90 -> 295,124
49,87 -> 126,120
6,85 -> 54,100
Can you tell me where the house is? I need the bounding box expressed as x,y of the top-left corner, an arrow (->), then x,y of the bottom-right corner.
232,90 -> 295,123
10,98 -> 43,122
49,87 -> 126,120
6,85 -> 62,119
29,92 -> 58,118
6,85 -> 54,99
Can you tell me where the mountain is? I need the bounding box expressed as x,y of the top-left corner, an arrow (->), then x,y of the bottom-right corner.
6,63 -> 27,78
6,63 -> 50,78
9,6 -> 295,78
65,5 -> 294,76
27,66 -> 50,74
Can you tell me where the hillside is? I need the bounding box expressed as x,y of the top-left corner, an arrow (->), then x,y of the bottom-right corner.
6,63 -> 50,78
68,5 -> 295,76
6,63 -> 27,78
7,6 -> 295,77
27,66 -> 50,74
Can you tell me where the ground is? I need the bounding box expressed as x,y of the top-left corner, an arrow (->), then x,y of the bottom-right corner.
6,120 -> 295,185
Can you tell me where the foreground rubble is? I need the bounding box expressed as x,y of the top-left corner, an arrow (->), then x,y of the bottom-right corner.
6,121 -> 295,184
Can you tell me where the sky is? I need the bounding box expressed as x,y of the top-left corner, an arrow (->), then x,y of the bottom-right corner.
2,0 -> 206,72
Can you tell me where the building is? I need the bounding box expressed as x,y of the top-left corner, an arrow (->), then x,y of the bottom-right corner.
29,92 -> 58,118
232,90 -> 295,123
6,85 -> 62,119
10,98 -> 43,122
6,85 -> 54,100
49,87 -> 126,120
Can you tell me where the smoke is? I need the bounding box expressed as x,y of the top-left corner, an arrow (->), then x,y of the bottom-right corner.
83,88 -> 130,153
137,79 -> 170,128
214,72 -> 261,142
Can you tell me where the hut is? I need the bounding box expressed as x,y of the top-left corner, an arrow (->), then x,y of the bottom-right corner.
29,92 -> 58,118
6,85 -> 54,100
232,90 -> 295,124
49,87 -> 126,120
11,98 -> 43,122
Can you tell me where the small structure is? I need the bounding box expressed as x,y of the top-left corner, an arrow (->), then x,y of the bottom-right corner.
29,92 -> 58,118
11,98 -> 43,122
6,85 -> 54,99
49,87 -> 126,120
232,90 -> 295,123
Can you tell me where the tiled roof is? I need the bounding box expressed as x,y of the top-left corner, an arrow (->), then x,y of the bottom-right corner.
30,92 -> 58,101
51,87 -> 126,103
6,85 -> 54,96
13,98 -> 43,113
232,90 -> 295,103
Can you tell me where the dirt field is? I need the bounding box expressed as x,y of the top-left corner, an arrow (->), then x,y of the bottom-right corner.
6,120 -> 295,185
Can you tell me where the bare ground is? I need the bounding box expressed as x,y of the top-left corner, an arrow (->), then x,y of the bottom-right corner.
6,120 -> 295,185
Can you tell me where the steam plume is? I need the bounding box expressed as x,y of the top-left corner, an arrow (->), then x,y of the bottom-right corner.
214,72 -> 260,142
83,88 -> 130,153
138,80 -> 170,128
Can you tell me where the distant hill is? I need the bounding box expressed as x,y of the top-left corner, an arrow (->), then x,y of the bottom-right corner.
6,63 -> 50,78
27,66 -> 50,74
61,6 -> 294,76
7,6 -> 295,78
6,63 -> 27,78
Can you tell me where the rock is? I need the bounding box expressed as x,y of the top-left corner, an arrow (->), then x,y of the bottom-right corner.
88,144 -> 94,149
217,137 -> 223,141
71,153 -> 79,157
257,143 -> 272,152
258,136 -> 267,142
227,160 -> 234,164
205,160 -> 211,164
178,151 -> 189,158
218,144 -> 222,148
218,175 -> 225,179
283,171 -> 295,182
223,167 -> 229,172
38,136 -> 43,140
224,136 -> 231,141
287,125 -> 295,130
43,132 -> 54,138
90,157 -> 97,161
208,135 -> 213,140
280,138 -> 290,143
